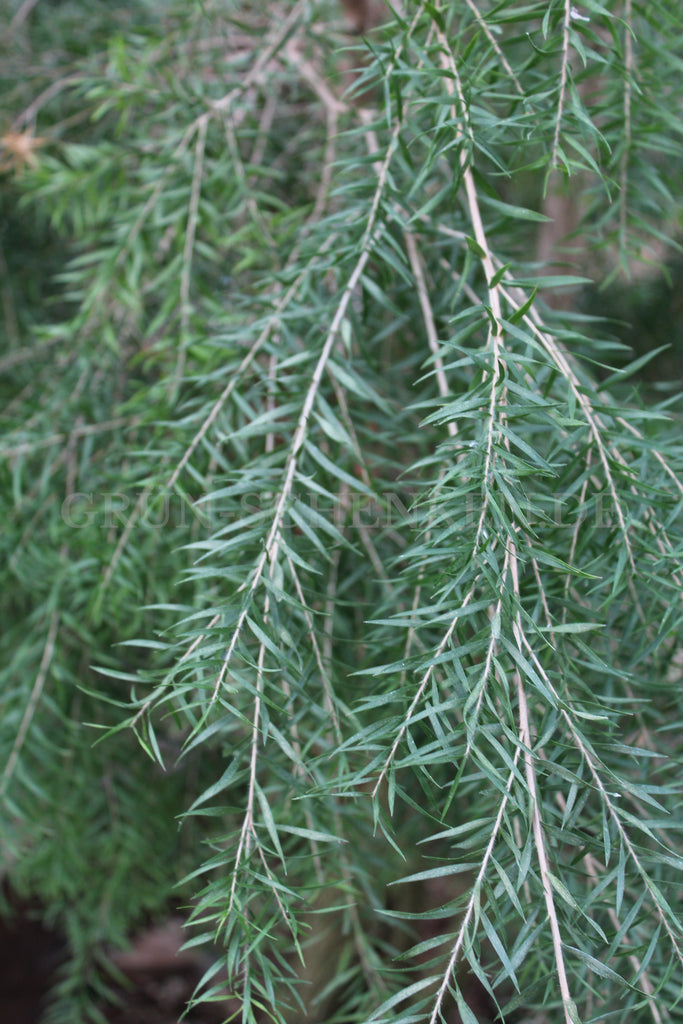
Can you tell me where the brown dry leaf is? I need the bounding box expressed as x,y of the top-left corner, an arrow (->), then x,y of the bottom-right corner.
0,129 -> 47,172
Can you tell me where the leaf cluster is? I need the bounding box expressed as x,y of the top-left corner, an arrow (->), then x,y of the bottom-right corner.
1,2 -> 683,1022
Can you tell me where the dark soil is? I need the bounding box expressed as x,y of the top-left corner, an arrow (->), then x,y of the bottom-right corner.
0,892 -> 496,1023
0,904 -> 64,1023
0,904 -> 236,1024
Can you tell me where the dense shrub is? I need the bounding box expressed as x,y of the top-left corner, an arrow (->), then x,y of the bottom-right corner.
1,2 -> 682,1021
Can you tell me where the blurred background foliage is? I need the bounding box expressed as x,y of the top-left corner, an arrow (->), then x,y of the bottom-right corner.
1,2 -> 682,1023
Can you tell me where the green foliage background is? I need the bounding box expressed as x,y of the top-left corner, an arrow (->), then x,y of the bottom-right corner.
1,1 -> 683,1022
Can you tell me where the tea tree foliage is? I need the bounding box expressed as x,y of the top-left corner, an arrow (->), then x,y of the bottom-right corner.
1,1 -> 683,1022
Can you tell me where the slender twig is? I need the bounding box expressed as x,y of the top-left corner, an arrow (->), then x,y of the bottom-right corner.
228,621 -> 268,915
97,475 -> 162,612
8,0 -> 40,33
11,73 -> 83,130
404,230 -> 456,439
436,28 -> 507,550
619,0 -> 634,247
428,752 -> 520,1024
551,0 -> 573,168
173,116 -> 208,399
207,46 -> 416,706
0,612 -> 59,798
463,548 -> 511,760
211,0 -> 309,116
208,222 -> 383,707
1,416 -> 136,459
499,279 -> 637,573
286,554 -> 342,744
463,0 -> 525,98
373,579 -> 478,796
509,540 -> 575,1024
374,25 -> 515,794
555,792 -> 667,1024
519,619 -> 683,967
